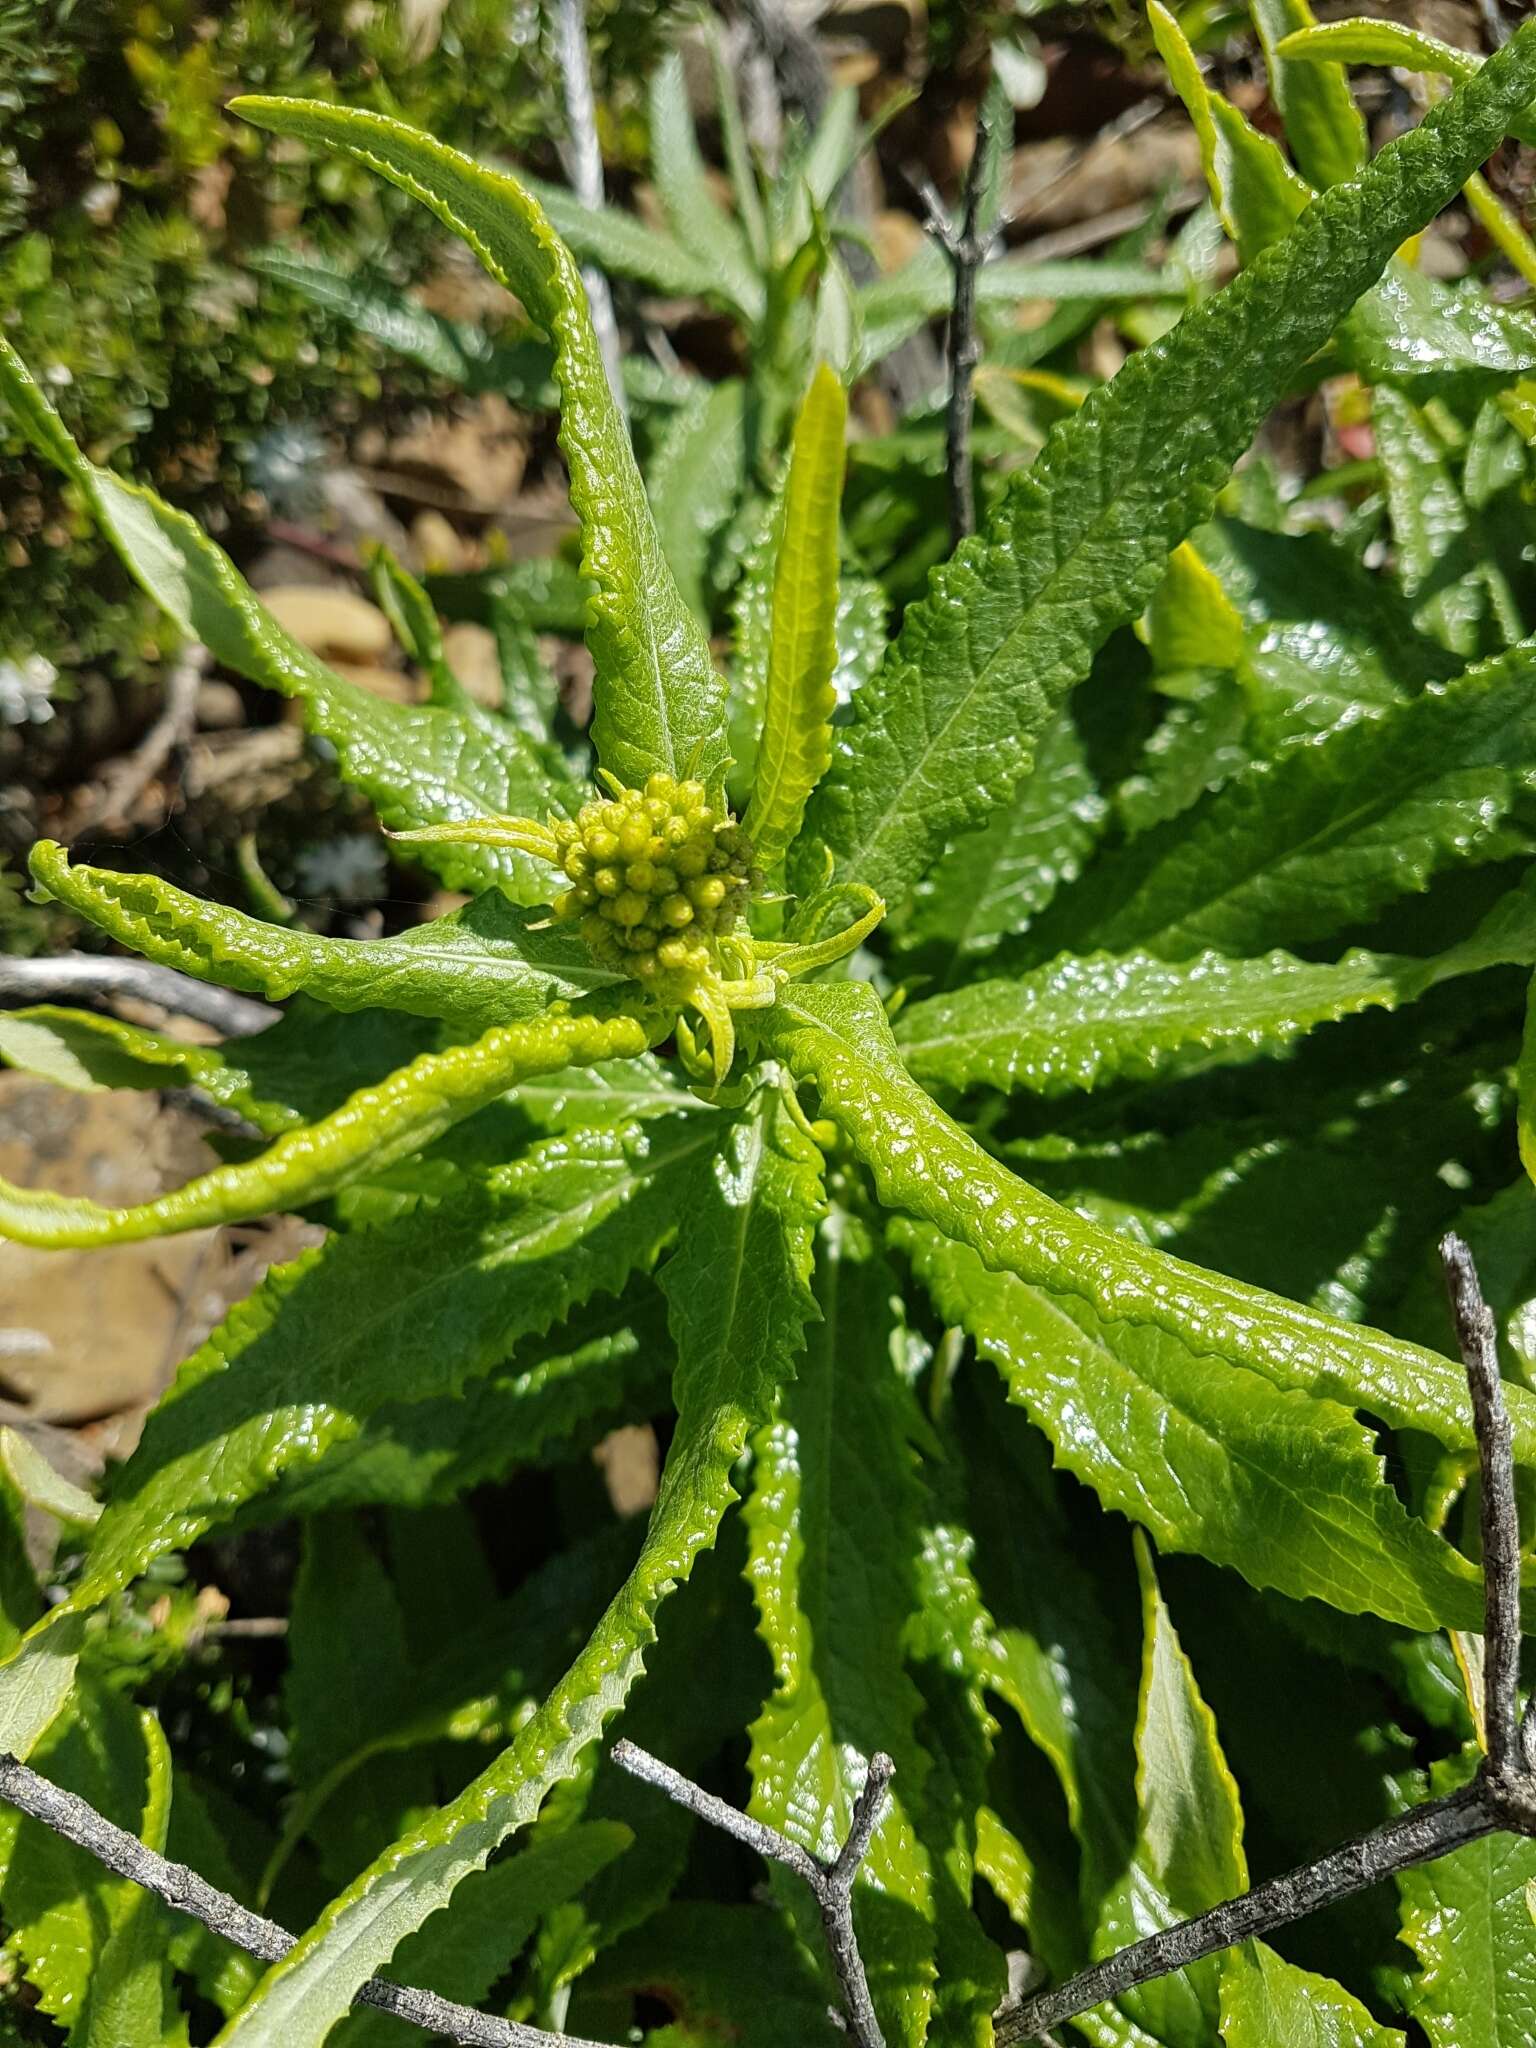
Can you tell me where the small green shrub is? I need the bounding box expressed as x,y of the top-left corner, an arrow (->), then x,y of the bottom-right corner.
3,15 -> 1536,2047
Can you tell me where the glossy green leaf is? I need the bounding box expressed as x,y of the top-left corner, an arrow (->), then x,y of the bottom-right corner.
761,979 -> 1536,1458
894,880 -> 1536,1095
0,1002 -> 659,1248
31,844 -> 615,1031
745,365 -> 846,868
0,342 -> 574,905
908,1221 -> 1490,1629
331,1822 -> 633,2048
1276,19 -> 1479,87
1251,0 -> 1367,188
208,1088 -> 820,2048
0,1680 -> 148,2029
56,1114 -> 711,1612
1084,1535 -> 1244,2046
1026,638 -> 1536,963
0,1612 -> 85,1762
901,708 -> 1105,961
1152,2 -> 1311,262
744,1206 -> 936,2044
1372,386 -> 1487,656
0,1428 -> 100,1528
1145,544 -> 1245,673
1398,1748 -> 1536,2046
649,53 -> 761,321
707,24 -> 768,270
1219,1943 -> 1404,2048
77,1712 -> 185,2048
952,1370 -> 1137,1920
233,96 -> 731,801
800,23 -> 1536,905
269,1302 -> 669,1517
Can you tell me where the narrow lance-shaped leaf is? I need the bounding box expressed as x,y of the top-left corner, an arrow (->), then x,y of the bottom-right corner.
760,979 -> 1536,1460
1372,386 -> 1487,657
30,843 -> 617,1033
233,96 -> 731,802
745,365 -> 847,869
1151,2 -> 1312,262
208,1088 -> 822,2048
744,1206 -> 937,2043
0,1002 -> 660,1248
1250,0 -> 1367,189
801,23 -> 1536,905
905,1222 -> 1491,1632
1024,636 -> 1536,964
649,52 -> 762,322
0,342 -> 575,904
50,1111 -> 712,1621
894,875 -> 1536,1097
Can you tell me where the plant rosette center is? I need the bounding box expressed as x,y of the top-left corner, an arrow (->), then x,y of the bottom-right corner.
392,773 -> 883,1088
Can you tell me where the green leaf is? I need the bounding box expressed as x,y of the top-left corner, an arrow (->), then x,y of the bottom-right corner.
952,1370 -> 1137,1920
269,1300 -> 670,1516
0,342 -> 575,905
57,1114 -> 712,1611
1348,266 -> 1536,393
76,1712 -> 186,2048
331,1822 -> 633,2048
707,24 -> 769,271
1219,1944 -> 1404,2048
1025,639 -> 1536,964
515,172 -> 734,304
1145,544 -> 1246,674
0,1002 -> 659,1248
247,247 -> 558,400
649,53 -> 762,321
1276,19 -> 1479,87
0,1680 -> 148,2030
1372,386 -> 1488,657
1088,1535 -> 1244,2046
0,1428 -> 100,1528
648,378 -> 749,625
0,1005 -> 301,1136
743,1206 -> 936,2044
893,882 -> 1536,1096
207,1088 -> 820,2048
1151,2 -> 1312,263
760,979 -> 1536,1459
900,707 -> 1105,962
907,1220 -> 1490,1630
0,1612 -> 85,1762
31,845 -> 616,1031
851,253 -> 1179,379
799,23 -> 1536,905
1398,1747 -> 1536,2046
745,365 -> 846,869
1251,0 -> 1367,189
234,97 -> 731,801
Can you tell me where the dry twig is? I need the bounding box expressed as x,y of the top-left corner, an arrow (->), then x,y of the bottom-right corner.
995,1232 -> 1536,2042
0,1751 -> 609,2048
613,1736 -> 894,2048
71,645 -> 207,836
911,99 -> 1001,547
0,955 -> 277,1038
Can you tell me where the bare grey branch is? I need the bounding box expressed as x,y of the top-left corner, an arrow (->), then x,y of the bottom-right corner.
613,1737 -> 893,2048
550,0 -> 627,423
0,1752 -> 609,2048
0,955 -> 278,1037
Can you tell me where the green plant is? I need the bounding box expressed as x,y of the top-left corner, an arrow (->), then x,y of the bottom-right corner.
3,16 -> 1536,2047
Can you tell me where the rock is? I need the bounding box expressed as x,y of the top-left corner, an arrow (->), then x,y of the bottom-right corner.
441,624 -> 503,709
411,509 -> 470,574
195,679 -> 246,730
261,584 -> 394,665
385,394 -> 529,514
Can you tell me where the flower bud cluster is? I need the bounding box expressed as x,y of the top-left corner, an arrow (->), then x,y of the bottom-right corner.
549,774 -> 759,979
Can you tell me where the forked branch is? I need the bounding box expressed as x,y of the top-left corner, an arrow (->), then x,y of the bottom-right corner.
994,1232 -> 1536,2043
613,1736 -> 894,2048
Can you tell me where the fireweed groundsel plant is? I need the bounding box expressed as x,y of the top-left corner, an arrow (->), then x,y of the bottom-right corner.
7,17 -> 1536,2046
